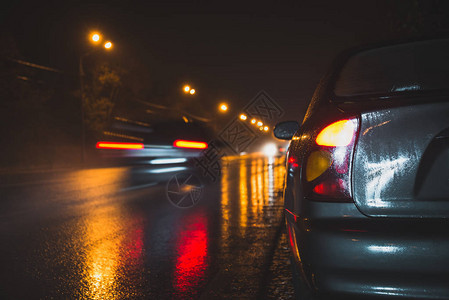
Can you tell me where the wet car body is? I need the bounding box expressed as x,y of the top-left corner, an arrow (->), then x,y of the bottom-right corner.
278,38 -> 449,299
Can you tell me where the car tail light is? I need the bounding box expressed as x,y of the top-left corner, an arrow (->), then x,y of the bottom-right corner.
305,150 -> 332,181
288,156 -> 299,169
173,139 -> 208,149
316,119 -> 356,147
305,118 -> 359,201
96,141 -> 144,150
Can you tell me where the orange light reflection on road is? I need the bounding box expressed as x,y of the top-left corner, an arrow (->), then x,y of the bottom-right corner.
239,158 -> 248,236
275,156 -> 286,198
219,155 -> 286,274
250,158 -> 258,217
72,168 -> 145,299
83,216 -> 120,299
256,158 -> 263,208
221,160 -> 230,244
263,158 -> 269,206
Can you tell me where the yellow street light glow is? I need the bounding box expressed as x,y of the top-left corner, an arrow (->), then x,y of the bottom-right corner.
189,89 -> 196,95
104,41 -> 113,49
257,121 -> 263,127
264,126 -> 269,131
239,114 -> 247,121
219,103 -> 228,112
183,85 -> 191,93
91,33 -> 101,43
259,126 -> 264,131
251,118 -> 257,124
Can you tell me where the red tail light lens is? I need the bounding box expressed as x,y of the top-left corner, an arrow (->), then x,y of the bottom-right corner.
96,141 -> 144,150
173,140 -> 208,149
288,156 -> 299,169
306,118 -> 358,201
312,179 -> 347,197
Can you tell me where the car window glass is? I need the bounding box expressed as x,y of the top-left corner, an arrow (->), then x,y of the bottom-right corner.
334,39 -> 449,97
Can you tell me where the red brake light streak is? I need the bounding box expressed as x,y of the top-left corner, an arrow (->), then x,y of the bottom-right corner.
96,141 -> 144,150
173,140 -> 208,149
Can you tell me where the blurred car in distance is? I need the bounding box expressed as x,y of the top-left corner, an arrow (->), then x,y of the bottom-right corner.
93,105 -> 215,175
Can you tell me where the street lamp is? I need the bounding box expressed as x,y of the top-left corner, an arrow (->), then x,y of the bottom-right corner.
263,126 -> 269,132
251,118 -> 257,124
219,103 -> 228,112
257,121 -> 263,127
183,84 -> 195,95
91,33 -> 101,43
79,31 -> 113,163
104,41 -> 113,50
239,114 -> 247,121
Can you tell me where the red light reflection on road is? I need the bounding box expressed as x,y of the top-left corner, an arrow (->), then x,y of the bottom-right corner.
117,216 -> 146,296
122,226 -> 144,262
173,211 -> 209,297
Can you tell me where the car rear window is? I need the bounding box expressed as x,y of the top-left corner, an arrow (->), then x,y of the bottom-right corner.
334,39 -> 449,98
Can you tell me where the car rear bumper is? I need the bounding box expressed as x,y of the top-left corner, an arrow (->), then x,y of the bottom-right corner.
285,204 -> 449,299
93,144 -> 207,167
97,145 -> 204,159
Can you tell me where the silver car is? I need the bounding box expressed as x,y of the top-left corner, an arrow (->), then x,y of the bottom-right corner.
275,38 -> 449,299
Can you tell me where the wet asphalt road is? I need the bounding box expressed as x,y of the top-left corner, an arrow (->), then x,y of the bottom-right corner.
0,154 -> 294,299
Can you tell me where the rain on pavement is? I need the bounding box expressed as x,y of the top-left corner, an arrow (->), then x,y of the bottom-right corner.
0,154 -> 295,299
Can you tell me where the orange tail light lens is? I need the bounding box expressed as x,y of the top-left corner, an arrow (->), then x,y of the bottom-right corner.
316,119 -> 356,147
173,140 -> 208,149
306,150 -> 333,181
96,141 -> 144,150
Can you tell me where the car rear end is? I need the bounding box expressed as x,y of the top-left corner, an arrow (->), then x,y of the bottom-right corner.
285,38 -> 449,298
95,116 -> 212,173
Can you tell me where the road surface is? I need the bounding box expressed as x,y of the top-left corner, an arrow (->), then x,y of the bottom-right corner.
0,154 -> 294,299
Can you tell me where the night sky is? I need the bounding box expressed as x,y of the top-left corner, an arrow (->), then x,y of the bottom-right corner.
1,0 -> 443,121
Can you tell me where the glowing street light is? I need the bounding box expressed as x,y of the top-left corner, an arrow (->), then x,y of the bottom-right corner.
219,103 -> 228,112
251,118 -> 257,124
263,126 -> 269,132
104,41 -> 113,50
183,85 -> 191,93
91,33 -> 101,43
257,121 -> 263,127
189,88 -> 196,95
80,31 -> 114,162
239,114 -> 247,121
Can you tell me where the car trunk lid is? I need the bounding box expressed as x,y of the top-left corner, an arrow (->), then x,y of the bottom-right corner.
351,100 -> 449,218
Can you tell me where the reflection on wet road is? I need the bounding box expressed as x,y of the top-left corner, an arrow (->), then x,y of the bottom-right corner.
0,154 -> 288,299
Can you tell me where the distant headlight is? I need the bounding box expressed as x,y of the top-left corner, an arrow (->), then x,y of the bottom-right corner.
262,143 -> 278,157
